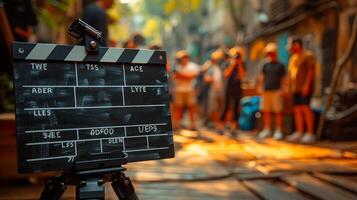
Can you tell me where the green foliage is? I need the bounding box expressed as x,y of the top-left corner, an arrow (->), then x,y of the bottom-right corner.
38,8 -> 58,31
0,73 -> 14,112
37,0 -> 71,32
142,0 -> 202,17
164,0 -> 202,15
47,0 -> 68,12
120,3 -> 133,17
142,0 -> 170,17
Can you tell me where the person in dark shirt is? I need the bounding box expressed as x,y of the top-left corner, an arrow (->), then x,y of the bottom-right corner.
258,43 -> 287,140
3,0 -> 37,42
219,47 -> 246,137
83,0 -> 113,47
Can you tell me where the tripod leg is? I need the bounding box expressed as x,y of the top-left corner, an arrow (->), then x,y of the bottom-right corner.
40,175 -> 66,200
111,173 -> 139,200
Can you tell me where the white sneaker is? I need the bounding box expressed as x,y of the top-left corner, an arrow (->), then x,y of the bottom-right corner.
258,129 -> 272,139
286,131 -> 303,142
273,129 -> 284,140
301,133 -> 316,144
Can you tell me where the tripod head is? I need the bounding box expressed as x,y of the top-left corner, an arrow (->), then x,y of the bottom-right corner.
68,18 -> 102,53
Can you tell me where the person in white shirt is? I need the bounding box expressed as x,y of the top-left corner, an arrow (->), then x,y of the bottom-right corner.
204,50 -> 225,126
172,50 -> 199,130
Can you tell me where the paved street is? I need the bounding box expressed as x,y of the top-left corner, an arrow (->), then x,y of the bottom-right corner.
1,128 -> 357,199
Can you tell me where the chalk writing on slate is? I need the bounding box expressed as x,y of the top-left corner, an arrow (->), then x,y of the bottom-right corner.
12,42 -> 174,173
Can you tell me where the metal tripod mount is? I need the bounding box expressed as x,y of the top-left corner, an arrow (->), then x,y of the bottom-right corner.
40,166 -> 139,200
67,18 -> 102,53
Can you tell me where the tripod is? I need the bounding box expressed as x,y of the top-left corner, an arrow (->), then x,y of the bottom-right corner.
40,166 -> 139,200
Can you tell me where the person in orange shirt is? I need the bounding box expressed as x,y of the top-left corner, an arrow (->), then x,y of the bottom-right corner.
286,38 -> 317,144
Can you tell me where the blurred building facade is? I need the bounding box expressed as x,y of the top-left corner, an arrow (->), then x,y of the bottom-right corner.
199,1 -> 237,58
161,0 -> 239,63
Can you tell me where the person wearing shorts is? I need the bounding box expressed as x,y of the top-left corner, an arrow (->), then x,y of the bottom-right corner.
286,38 -> 317,144
175,92 -> 196,107
258,43 -> 287,140
172,50 -> 199,130
204,50 -> 224,126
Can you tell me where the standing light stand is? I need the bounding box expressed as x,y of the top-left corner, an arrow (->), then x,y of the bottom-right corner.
39,19 -> 139,200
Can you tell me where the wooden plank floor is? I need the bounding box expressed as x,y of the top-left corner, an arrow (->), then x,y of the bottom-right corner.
1,127 -> 357,199
245,159 -> 357,174
1,173 -> 357,199
282,174 -> 357,200
242,179 -> 307,200
313,173 -> 357,193
134,178 -> 258,200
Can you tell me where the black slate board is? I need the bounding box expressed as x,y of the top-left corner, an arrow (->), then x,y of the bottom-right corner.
12,42 -> 174,173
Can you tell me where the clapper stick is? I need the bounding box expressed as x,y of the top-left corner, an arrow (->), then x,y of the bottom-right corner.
12,19 -> 174,200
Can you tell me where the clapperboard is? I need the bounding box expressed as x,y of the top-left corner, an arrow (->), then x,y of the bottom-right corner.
12,42 -> 174,173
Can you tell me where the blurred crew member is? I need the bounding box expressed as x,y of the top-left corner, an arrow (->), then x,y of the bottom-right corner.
4,0 -> 38,42
198,52 -> 214,125
220,47 -> 245,136
83,0 -> 114,46
258,43 -> 287,140
123,33 -> 145,49
204,50 -> 225,126
286,38 -> 317,144
172,50 -> 199,130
